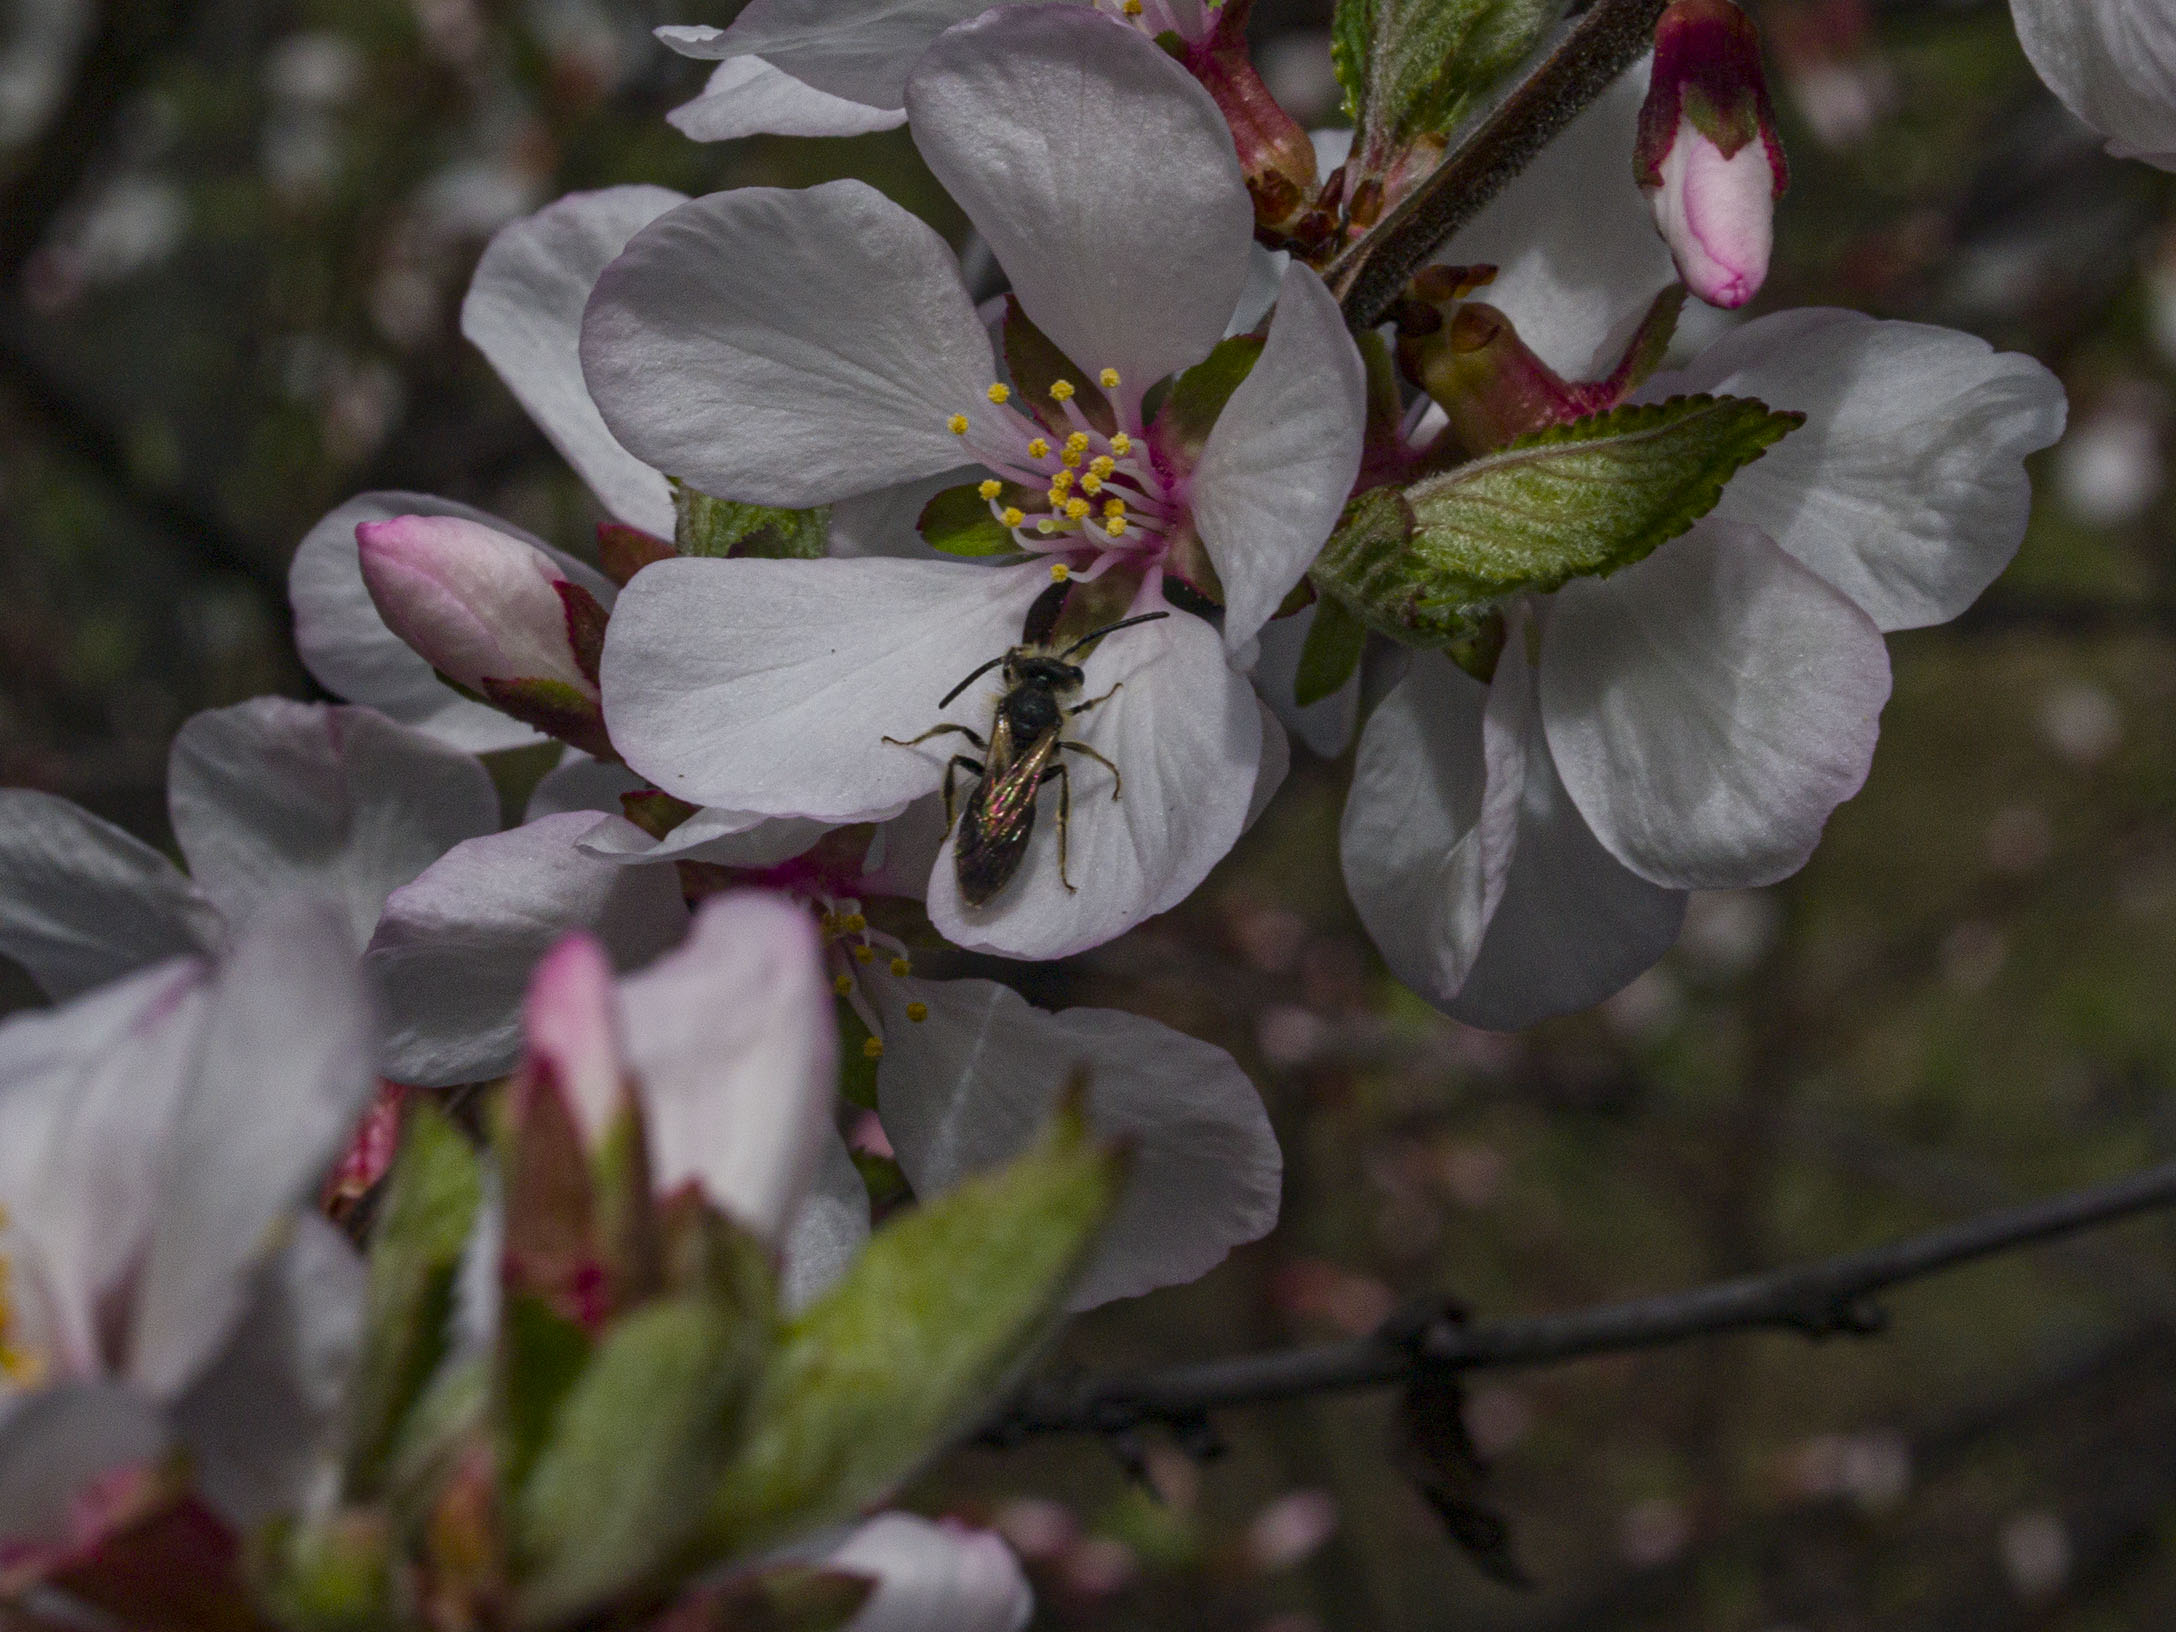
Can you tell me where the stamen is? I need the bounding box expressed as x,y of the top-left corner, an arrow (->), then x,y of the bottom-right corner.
1111,433 -> 1133,455
1104,498 -> 1127,517
841,912 -> 867,933
833,973 -> 853,996
1065,497 -> 1091,520
1080,472 -> 1104,496
1050,561 -> 1071,581
852,944 -> 874,964
862,1037 -> 884,1059
1050,379 -> 1076,403
1105,517 -> 1128,537
1050,468 -> 1075,495
906,1002 -> 930,1023
978,479 -> 1002,500
1099,367 -> 1121,389
1027,437 -> 1050,460
1090,455 -> 1116,478
1001,507 -> 1025,527
986,383 -> 1012,404
946,414 -> 970,435
889,956 -> 911,976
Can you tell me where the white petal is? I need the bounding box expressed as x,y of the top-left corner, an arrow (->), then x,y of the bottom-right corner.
1338,648 -> 1527,1009
582,181 -> 996,507
168,699 -> 500,950
668,56 -> 908,141
462,187 -> 684,536
0,790 -> 218,998
778,1124 -> 870,1316
1540,519 -> 1891,890
873,975 -> 1280,1309
925,611 -> 1260,960
906,7 -> 1252,394
1638,308 -> 2068,631
827,1513 -> 1032,1632
0,1383 -> 166,1547
169,1214 -> 364,1528
576,810 -> 838,868
1446,707 -> 1687,1031
130,897 -> 376,1398
600,556 -> 1047,818
1440,65 -> 1676,379
657,0 -> 1014,110
364,814 -> 689,1086
1191,264 -> 1367,648
1245,700 -> 1289,834
617,891 -> 835,1241
289,492 -> 608,752
1250,606 -> 1358,759
526,750 -> 645,820
2011,0 -> 2176,168
858,796 -> 949,899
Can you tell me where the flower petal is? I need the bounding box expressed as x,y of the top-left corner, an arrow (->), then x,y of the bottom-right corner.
667,55 -> 909,141
462,187 -> 684,536
364,815 -> 689,1086
872,974 -> 1280,1309
906,7 -> 1251,394
130,896 -> 376,1399
617,891 -> 835,1242
575,810 -> 838,868
600,555 -> 1047,818
825,1513 -> 1032,1632
778,1123 -> 869,1315
0,1383 -> 167,1547
1191,264 -> 1367,648
1446,710 -> 1687,1031
657,0 -> 1004,110
526,750 -> 645,820
169,1214 -> 364,1528
1339,647 -> 1528,1010
1540,518 -> 1891,890
582,181 -> 996,508
290,492 -> 608,752
1439,66 -> 1677,379
1638,308 -> 2067,630
0,790 -> 218,998
168,699 -> 500,950
2010,0 -> 2176,168
924,610 -> 1260,960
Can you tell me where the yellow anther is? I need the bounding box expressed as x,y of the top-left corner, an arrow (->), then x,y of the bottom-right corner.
1111,432 -> 1133,455
889,956 -> 911,976
1105,517 -> 1128,537
1065,497 -> 1092,520
1103,498 -> 1127,518
1050,468 -> 1075,494
1027,437 -> 1050,460
1050,379 -> 1076,402
862,1036 -> 885,1060
906,1001 -> 930,1023
1050,561 -> 1071,581
1080,472 -> 1104,496
833,973 -> 853,996
1090,455 -> 1116,477
1061,448 -> 1083,469
1099,367 -> 1121,389
978,478 -> 1002,501
852,943 -> 874,964
817,911 -> 839,935
1065,431 -> 1090,452
946,413 -> 970,435
1037,519 -> 1058,535
986,382 -> 1012,404
842,912 -> 867,933
1001,507 -> 1026,528
1123,0 -> 1143,13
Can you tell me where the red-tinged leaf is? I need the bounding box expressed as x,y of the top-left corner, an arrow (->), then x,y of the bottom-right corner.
597,523 -> 674,587
478,676 -> 614,761
553,580 -> 611,688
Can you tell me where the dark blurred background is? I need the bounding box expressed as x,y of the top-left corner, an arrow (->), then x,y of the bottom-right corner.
4,0 -> 2176,1625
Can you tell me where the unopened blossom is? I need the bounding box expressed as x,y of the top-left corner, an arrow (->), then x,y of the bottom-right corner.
1328,64 -> 2065,1030
1636,0 -> 1789,309
586,5 -> 1363,960
2010,0 -> 2176,169
0,697 -> 498,1001
0,898 -> 374,1555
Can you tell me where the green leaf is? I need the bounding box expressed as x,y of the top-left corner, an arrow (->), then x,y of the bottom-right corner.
1155,335 -> 1263,462
700,1103 -> 1121,1557
1349,0 -> 1565,155
514,1298 -> 757,1626
1002,298 -> 1114,437
1401,394 -> 1803,607
835,998 -> 880,1111
344,1102 -> 483,1497
674,483 -> 830,560
1294,595 -> 1367,708
252,1510 -> 396,1632
916,484 -> 1018,558
1330,0 -> 1371,122
1310,485 -> 1454,643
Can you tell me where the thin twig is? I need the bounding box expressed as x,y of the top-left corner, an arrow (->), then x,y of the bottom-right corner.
988,1159 -> 2176,1441
1331,0 -> 1670,329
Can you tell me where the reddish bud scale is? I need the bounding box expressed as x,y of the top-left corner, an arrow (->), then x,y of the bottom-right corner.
1636,0 -> 1788,192
595,521 -> 673,587
1180,0 -> 1319,236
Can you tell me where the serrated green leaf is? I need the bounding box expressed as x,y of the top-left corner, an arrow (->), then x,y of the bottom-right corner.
514,1298 -> 755,1626
1401,393 -> 1803,607
1294,595 -> 1367,707
345,1103 -> 482,1497
674,484 -> 830,560
1312,484 -> 1469,645
1351,0 -> 1564,158
700,1106 -> 1121,1558
916,484 -> 1017,558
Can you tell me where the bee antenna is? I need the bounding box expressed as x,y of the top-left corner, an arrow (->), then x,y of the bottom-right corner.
1057,611 -> 1171,662
938,653 -> 1008,709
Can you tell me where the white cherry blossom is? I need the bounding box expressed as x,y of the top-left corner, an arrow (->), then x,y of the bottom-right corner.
2009,0 -> 2176,168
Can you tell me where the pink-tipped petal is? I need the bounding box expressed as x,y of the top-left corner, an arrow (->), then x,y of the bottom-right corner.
522,935 -> 626,1145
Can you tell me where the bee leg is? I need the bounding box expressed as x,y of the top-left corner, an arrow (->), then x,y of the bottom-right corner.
942,756 -> 984,836
1041,761 -> 1077,893
1060,739 -> 1124,801
1069,682 -> 1124,717
882,723 -> 988,750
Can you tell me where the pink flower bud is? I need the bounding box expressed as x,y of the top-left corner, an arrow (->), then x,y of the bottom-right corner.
521,934 -> 627,1147
355,514 -> 603,703
1636,0 -> 1789,310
